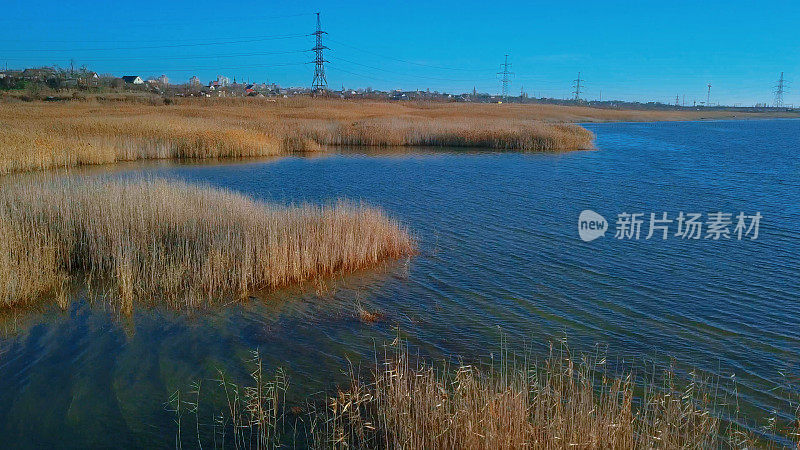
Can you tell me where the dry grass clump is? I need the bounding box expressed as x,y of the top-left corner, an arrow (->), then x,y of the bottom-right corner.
0,113 -> 315,174
311,342 -> 797,449
0,100 -> 595,174
0,215 -> 67,308
299,117 -> 592,151
0,177 -> 414,312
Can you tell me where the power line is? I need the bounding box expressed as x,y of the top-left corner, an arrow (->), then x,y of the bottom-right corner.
311,12 -> 328,92
0,12 -> 314,27
2,34 -> 308,53
329,56 -> 490,82
327,64 -> 392,83
497,55 -> 513,99
1,49 -> 310,62
327,37 -> 491,73
124,61 -> 310,74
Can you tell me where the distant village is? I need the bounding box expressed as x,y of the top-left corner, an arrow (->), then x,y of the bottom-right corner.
0,65 -> 793,112
0,65 -> 530,103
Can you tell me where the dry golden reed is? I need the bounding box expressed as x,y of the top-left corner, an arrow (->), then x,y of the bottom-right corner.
0,177 -> 414,312
0,99 -> 596,174
312,342 -> 797,449
174,341 -> 798,448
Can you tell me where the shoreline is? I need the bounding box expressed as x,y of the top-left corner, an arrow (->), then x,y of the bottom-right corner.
578,115 -> 800,125
0,99 -> 595,175
1,98 -> 796,175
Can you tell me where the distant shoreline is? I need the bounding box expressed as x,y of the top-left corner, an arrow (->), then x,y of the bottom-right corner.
1,97 -> 796,175
0,98 -> 595,175
578,116 -> 800,126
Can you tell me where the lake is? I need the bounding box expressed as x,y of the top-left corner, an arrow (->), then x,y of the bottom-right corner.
1,119 -> 798,447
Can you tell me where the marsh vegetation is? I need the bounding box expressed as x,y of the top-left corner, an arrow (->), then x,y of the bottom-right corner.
0,177 -> 414,312
170,340 -> 800,449
0,99 -> 595,174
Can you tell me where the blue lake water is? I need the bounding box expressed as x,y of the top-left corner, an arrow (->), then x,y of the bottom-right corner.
1,119 -> 799,447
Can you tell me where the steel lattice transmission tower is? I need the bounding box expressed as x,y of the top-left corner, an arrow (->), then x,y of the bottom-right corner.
497,55 -> 514,100
774,72 -> 788,107
311,12 -> 328,93
573,72 -> 583,101
706,84 -> 712,106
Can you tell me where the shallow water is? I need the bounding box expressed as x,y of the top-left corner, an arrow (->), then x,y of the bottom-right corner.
1,119 -> 799,447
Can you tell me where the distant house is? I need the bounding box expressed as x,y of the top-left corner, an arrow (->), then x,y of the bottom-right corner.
122,75 -> 144,85
189,76 -> 201,86
21,68 -> 56,80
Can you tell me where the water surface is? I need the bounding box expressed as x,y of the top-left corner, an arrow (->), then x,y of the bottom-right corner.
1,119 -> 799,447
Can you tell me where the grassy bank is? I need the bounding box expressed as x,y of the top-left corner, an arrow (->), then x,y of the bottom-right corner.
0,177 -> 414,312
0,99 -> 595,174
12,95 -> 793,175
171,341 -> 799,449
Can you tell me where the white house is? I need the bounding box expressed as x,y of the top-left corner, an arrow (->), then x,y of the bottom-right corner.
122,75 -> 144,85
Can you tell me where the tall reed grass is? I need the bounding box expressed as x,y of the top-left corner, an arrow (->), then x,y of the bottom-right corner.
172,340 -> 799,449
0,177 -> 414,312
317,342 -> 799,449
165,351 -> 288,449
0,100 -> 595,174
314,342 -> 728,448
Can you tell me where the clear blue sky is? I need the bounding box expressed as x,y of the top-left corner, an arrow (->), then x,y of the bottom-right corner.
1,0 -> 798,105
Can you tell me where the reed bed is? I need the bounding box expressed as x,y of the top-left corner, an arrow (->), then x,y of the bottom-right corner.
314,344 -> 799,449
314,344 -> 727,449
172,341 -> 799,449
0,100 -> 595,174
0,177 -> 414,312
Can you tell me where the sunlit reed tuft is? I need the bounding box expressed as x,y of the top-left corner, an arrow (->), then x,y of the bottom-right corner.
0,177 -> 414,312
172,340 -> 799,448
311,341 -> 797,449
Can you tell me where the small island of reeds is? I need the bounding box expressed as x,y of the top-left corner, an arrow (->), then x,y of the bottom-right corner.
0,177 -> 414,313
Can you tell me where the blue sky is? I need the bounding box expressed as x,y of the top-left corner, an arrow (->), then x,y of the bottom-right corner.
1,0 -> 798,105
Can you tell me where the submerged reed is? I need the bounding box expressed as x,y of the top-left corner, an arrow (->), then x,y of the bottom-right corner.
174,340 -> 799,449
0,177 -> 414,312
0,100 -> 595,174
